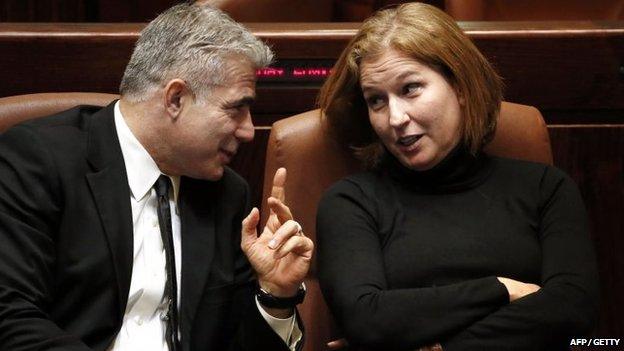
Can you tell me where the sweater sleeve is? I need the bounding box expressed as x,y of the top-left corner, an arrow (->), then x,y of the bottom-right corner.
316,179 -> 509,351
442,168 -> 600,351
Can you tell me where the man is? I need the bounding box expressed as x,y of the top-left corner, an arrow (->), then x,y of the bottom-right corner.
0,3 -> 313,351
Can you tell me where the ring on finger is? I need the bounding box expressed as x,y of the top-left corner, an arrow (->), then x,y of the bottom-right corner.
293,221 -> 304,236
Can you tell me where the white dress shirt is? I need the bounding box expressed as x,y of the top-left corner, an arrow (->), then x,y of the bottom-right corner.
108,102 -> 300,351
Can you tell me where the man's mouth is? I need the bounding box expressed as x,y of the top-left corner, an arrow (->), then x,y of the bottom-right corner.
218,148 -> 236,162
397,134 -> 423,147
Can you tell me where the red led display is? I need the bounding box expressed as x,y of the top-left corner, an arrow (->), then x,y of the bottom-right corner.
292,67 -> 331,77
256,65 -> 333,82
256,67 -> 285,77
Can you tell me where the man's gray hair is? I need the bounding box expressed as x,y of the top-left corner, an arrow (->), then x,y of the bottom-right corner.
120,3 -> 273,101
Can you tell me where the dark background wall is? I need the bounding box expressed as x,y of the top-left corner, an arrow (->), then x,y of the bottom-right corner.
0,0 -> 441,22
0,0 -> 175,22
2,0 -> 622,23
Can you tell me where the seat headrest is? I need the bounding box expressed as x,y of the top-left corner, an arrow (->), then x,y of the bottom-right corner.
0,92 -> 119,132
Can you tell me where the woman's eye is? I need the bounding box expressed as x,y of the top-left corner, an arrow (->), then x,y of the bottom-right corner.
404,83 -> 422,95
366,96 -> 385,109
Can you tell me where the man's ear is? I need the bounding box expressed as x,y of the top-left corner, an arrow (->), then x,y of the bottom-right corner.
164,79 -> 190,119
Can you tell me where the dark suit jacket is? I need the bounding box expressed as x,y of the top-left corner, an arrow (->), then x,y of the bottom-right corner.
0,102 -> 297,351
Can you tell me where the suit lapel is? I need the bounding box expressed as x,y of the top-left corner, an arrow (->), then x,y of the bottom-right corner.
85,102 -> 134,319
179,177 -> 216,335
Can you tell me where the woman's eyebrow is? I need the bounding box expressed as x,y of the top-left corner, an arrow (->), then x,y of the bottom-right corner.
396,70 -> 421,81
361,70 -> 421,93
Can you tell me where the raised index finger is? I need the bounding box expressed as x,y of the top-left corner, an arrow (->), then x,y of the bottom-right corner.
271,167 -> 287,202
267,196 -> 293,224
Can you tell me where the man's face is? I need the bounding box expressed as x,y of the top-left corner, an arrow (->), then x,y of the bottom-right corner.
165,56 -> 257,180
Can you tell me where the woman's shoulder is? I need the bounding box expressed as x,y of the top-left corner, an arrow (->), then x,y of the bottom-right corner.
490,156 -> 569,179
318,170 -> 390,212
488,156 -> 579,197
323,170 -> 384,197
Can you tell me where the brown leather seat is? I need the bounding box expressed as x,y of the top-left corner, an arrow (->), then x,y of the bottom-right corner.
445,0 -> 624,21
261,102 -> 552,351
0,92 -> 118,132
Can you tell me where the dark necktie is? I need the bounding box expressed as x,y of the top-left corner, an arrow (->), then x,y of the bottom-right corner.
154,175 -> 180,351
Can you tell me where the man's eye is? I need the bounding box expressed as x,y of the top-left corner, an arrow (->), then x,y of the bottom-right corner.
226,103 -> 248,113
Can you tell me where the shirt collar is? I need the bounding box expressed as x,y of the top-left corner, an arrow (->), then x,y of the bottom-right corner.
114,101 -> 180,202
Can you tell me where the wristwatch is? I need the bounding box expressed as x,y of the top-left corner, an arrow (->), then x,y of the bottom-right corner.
256,282 -> 306,309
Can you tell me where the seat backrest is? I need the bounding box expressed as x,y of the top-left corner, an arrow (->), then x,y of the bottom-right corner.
261,101 -> 552,351
0,92 -> 119,132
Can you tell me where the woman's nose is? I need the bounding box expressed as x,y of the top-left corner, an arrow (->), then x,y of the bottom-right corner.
388,96 -> 411,128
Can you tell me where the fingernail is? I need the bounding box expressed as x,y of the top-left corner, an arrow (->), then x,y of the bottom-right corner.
268,239 -> 277,249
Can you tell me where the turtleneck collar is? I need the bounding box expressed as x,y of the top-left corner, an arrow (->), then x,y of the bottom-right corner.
378,143 -> 493,193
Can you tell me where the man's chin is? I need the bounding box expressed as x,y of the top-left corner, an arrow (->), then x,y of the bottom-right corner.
205,167 -> 225,181
185,164 -> 224,181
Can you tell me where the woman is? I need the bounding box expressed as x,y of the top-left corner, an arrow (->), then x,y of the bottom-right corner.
316,3 -> 599,350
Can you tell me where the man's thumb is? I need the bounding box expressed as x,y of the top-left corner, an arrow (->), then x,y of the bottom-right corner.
241,207 -> 260,244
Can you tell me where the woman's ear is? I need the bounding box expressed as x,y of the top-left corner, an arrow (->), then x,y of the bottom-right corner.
455,85 -> 466,106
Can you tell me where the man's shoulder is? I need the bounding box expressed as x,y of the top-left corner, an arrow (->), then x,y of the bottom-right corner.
185,167 -> 249,199
0,104 -> 117,180
1,105 -> 109,148
18,105 -> 105,133
222,166 -> 248,186
216,167 -> 249,198
181,168 -> 249,217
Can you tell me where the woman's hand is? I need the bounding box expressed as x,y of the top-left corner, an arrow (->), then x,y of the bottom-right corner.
497,277 -> 541,302
327,338 -> 348,350
327,338 -> 443,351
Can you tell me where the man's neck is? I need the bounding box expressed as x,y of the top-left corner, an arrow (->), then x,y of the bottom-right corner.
118,97 -> 173,175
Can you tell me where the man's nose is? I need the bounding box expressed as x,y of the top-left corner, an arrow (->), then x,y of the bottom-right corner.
236,110 -> 255,142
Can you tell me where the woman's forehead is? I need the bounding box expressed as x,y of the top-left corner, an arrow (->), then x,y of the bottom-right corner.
360,51 -> 428,85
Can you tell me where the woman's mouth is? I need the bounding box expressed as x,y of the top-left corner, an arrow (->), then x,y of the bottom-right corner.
397,134 -> 423,148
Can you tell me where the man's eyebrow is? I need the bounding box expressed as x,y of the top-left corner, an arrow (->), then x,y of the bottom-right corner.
226,96 -> 256,107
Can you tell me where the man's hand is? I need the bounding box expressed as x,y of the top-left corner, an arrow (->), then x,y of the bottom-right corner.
241,168 -> 314,305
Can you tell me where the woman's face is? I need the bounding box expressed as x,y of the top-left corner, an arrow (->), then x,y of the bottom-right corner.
360,49 -> 463,171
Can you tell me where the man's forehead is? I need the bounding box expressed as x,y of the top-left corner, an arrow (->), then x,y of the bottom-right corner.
221,54 -> 256,77
208,80 -> 256,102
200,54 -> 258,98
217,70 -> 257,91
215,74 -> 257,87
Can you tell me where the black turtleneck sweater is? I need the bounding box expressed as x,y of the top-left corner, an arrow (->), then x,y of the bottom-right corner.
316,147 -> 599,351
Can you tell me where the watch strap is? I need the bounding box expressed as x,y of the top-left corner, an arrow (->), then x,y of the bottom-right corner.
256,283 -> 306,309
